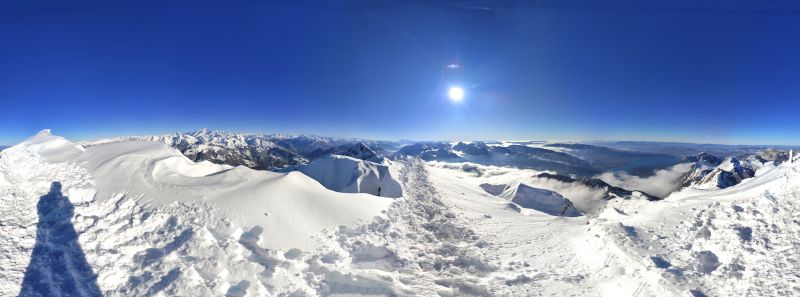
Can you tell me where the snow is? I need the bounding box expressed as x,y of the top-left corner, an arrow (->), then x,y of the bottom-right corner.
79,140 -> 393,250
2,130 -> 799,296
497,183 -> 581,217
595,163 -> 693,198
300,155 -> 403,198
1,131 -> 396,296
426,157 -> 800,296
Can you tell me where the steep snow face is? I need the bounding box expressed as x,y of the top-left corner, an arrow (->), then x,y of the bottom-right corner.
696,158 -> 756,189
498,183 -> 581,217
330,142 -> 383,163
675,152 -> 788,193
300,155 -> 402,198
21,129 -> 86,163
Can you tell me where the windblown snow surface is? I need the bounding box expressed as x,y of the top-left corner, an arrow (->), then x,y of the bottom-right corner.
300,155 -> 403,198
2,130 -> 799,296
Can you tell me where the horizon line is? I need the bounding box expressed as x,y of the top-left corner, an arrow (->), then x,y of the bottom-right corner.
2,128 -> 799,149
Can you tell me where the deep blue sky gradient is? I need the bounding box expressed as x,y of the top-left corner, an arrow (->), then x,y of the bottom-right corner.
2,0 -> 799,145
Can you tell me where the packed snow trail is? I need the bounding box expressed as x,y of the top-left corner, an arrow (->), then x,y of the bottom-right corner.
305,158 -> 498,296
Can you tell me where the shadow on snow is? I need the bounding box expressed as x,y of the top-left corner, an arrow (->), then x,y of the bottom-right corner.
19,182 -> 102,297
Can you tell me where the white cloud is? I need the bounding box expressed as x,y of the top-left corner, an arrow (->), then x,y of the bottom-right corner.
595,163 -> 693,198
427,161 -> 608,213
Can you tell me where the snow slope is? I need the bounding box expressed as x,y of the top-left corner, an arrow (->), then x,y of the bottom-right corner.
0,130 -> 395,296
426,158 -> 800,296
2,130 -> 799,296
80,140 -> 393,250
300,155 -> 403,198
575,157 -> 800,296
497,183 -> 581,217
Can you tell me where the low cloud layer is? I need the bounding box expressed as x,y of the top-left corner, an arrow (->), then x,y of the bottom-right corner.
596,163 -> 693,198
427,161 -> 608,213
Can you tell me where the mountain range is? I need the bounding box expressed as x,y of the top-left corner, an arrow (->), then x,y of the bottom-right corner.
3,129 -> 800,296
80,129 -> 798,199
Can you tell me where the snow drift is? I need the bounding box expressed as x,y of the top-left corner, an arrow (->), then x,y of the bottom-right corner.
9,130 -> 394,250
300,155 -> 403,198
0,130 -> 398,296
498,183 -> 581,217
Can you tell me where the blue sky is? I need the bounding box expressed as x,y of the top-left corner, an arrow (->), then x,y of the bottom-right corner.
1,0 -> 799,145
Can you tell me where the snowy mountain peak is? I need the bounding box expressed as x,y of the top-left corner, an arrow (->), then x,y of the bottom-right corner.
335,142 -> 383,163
676,150 -> 796,192
682,152 -> 723,169
499,183 -> 581,217
31,129 -> 53,139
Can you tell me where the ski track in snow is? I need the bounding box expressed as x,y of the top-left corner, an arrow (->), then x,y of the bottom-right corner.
2,133 -> 800,296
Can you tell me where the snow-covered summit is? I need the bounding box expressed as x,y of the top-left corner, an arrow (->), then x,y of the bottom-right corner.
495,182 -> 581,217
676,150 -> 793,191
300,155 -> 402,198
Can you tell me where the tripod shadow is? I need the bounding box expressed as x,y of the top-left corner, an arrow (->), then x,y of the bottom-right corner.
19,182 -> 102,297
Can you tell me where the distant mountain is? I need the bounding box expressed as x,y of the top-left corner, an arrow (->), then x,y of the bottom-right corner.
0,146 -> 7,152
394,142 -> 461,161
677,150 -> 790,190
453,141 -> 491,156
82,129 -> 390,170
543,143 -> 679,176
305,142 -> 385,163
395,142 -> 600,177
590,141 -> 800,159
142,130 -> 308,169
533,172 -> 660,201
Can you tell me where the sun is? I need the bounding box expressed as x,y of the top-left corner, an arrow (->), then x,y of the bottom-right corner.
448,86 -> 464,101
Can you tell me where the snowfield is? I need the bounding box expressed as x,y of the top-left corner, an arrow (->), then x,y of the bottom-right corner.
300,155 -> 403,198
1,130 -> 799,296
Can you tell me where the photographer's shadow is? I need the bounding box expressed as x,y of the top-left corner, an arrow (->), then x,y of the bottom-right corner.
19,182 -> 102,297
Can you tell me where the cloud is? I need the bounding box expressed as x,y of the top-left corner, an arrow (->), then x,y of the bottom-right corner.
526,176 -> 609,213
595,163 -> 693,198
427,161 -> 608,213
427,160 -> 696,213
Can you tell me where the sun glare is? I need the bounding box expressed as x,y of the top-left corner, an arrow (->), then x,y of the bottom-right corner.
448,86 -> 464,101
